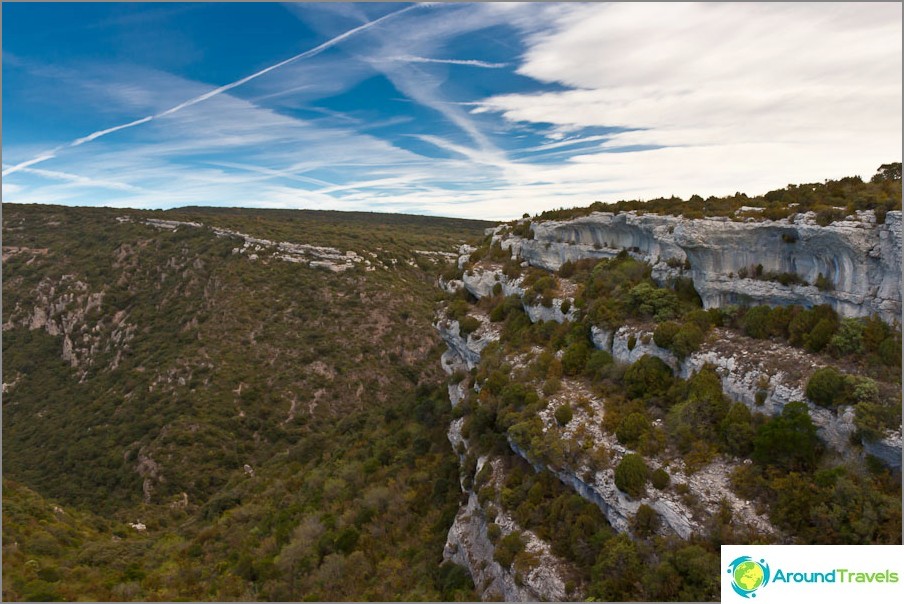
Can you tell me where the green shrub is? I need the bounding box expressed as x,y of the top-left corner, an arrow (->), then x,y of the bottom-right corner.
671,323 -> 704,359
614,453 -> 649,498
814,273 -> 832,291
584,350 -> 613,379
487,523 -> 502,543
616,412 -> 650,448
627,283 -> 680,322
805,367 -> 845,408
554,405 -> 574,427
631,504 -> 659,538
650,468 -> 670,490
752,401 -> 821,470
719,403 -> 756,456
667,366 -> 729,452
458,316 -> 481,336
653,322 -> 680,349
624,355 -> 673,399
878,336 -> 902,367
562,341 -> 591,376
558,260 -> 575,278
494,532 -> 525,568
742,306 -> 772,339
804,318 -> 837,353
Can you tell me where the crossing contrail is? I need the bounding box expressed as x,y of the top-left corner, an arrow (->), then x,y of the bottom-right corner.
3,4 -> 423,177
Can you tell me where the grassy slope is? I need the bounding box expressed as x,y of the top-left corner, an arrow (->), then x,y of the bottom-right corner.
2,203 -> 491,601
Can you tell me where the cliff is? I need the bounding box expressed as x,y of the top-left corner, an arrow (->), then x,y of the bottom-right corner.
499,210 -> 902,324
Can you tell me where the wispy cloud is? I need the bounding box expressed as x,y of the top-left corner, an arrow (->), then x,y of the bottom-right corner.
3,164 -> 144,192
385,55 -> 508,69
2,3 -> 426,177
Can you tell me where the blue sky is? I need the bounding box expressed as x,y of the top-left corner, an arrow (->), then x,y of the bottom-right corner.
2,2 -> 901,220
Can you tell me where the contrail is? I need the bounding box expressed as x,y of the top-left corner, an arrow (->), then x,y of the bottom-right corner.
389,56 -> 509,69
3,4 -> 422,177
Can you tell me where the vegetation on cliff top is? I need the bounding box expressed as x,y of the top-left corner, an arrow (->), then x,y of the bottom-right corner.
530,163 -> 902,224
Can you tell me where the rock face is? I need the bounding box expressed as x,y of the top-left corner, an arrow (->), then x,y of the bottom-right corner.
436,317 -> 500,371
498,210 -> 902,323
3,275 -> 135,378
443,463 -> 571,602
592,323 -> 900,460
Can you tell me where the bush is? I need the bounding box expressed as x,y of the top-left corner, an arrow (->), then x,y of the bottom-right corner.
671,323 -> 704,359
628,283 -> 680,322
562,341 -> 591,376
616,412 -> 650,448
719,403 -> 756,457
614,453 -> 649,498
623,355 -> 673,399
742,306 -> 772,339
878,336 -> 902,367
805,367 -> 845,408
558,260 -> 575,278
804,318 -> 837,353
494,532 -> 525,568
584,350 -> 613,380
458,316 -> 481,336
653,322 -> 680,349
631,504 -> 659,538
651,468 -> 670,490
554,405 -> 574,427
752,401 -> 821,471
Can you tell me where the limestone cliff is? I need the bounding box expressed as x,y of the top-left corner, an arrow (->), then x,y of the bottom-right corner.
498,210 -> 901,324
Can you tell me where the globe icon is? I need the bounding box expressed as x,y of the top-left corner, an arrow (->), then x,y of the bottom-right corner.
733,560 -> 765,593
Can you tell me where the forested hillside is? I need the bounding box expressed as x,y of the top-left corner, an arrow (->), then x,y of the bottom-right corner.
2,204 -> 491,601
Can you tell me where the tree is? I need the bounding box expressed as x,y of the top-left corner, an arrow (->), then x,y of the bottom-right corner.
554,404 -> 574,426
752,401 -> 821,470
742,306 -> 772,339
562,340 -> 591,376
616,412 -> 650,448
671,323 -> 704,359
871,162 -> 902,183
653,322 -> 680,349
614,453 -> 649,498
805,366 -> 845,408
624,355 -> 673,399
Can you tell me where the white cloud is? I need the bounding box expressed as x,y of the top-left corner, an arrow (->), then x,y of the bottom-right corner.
477,2 -> 902,202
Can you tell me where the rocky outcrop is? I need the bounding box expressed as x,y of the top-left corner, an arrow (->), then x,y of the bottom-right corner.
591,323 -> 901,463
3,275 -> 135,377
443,458 -> 573,602
510,380 -> 775,540
497,210 -> 902,323
863,431 -> 903,469
462,267 -> 524,299
436,315 -> 500,371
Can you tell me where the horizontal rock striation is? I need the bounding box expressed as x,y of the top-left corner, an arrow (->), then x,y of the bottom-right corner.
498,210 -> 902,323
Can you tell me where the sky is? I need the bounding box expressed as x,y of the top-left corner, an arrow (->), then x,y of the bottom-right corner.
2,2 -> 901,221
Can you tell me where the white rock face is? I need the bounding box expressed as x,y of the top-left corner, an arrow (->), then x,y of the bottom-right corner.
500,210 -> 902,323
462,268 -> 524,299
443,457 -> 575,602
523,299 -> 577,324
436,317 -> 499,371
